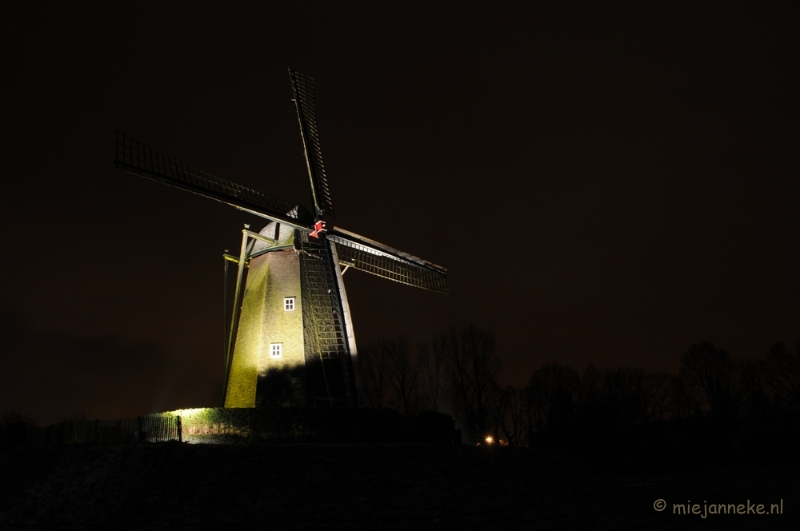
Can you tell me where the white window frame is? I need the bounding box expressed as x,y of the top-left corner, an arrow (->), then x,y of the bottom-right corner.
270,343 -> 282,359
284,297 -> 296,311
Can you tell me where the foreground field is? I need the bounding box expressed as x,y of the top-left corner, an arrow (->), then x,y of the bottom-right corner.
0,443 -> 796,530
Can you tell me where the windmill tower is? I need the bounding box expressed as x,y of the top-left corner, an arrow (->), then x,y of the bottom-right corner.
114,69 -> 449,409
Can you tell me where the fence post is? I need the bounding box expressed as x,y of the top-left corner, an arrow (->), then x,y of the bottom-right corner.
177,416 -> 182,443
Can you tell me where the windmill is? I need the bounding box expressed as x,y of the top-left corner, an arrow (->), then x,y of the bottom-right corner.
113,69 -> 449,409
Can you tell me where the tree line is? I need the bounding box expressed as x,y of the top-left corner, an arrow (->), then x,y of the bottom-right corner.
357,326 -> 800,448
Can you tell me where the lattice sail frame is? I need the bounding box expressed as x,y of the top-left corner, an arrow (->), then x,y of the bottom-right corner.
114,132 -> 308,228
328,229 -> 449,294
289,69 -> 335,218
114,70 -> 450,293
114,69 -> 451,407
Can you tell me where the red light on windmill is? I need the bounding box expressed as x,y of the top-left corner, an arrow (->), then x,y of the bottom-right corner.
309,220 -> 327,238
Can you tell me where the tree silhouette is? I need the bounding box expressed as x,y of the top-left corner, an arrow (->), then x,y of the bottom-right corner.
357,340 -> 391,408
354,327 -> 797,470
485,383 -> 527,446
384,336 -> 421,416
418,337 -> 448,413
763,341 -> 800,417
595,367 -> 671,424
738,357 -> 770,419
679,342 -> 739,418
524,362 -> 580,435
668,373 -> 699,419
642,371 -> 671,422
445,325 -> 503,441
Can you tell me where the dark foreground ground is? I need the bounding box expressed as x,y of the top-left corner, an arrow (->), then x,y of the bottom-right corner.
1,443 -> 797,530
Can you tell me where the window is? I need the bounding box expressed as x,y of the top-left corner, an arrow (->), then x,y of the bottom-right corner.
284,297 -> 296,311
270,343 -> 282,359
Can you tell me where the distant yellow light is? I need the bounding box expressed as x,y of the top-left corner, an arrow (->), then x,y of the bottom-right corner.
485,435 -> 494,445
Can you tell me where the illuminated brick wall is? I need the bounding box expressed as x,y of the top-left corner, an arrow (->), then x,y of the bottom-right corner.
256,250 -> 304,374
224,249 -> 305,408
224,253 -> 267,408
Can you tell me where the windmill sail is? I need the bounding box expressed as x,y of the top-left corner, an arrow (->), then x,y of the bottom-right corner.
289,69 -> 335,218
114,132 -> 309,229
114,69 -> 448,412
328,228 -> 449,294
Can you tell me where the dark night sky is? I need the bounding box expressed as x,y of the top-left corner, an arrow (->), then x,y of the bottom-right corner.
1,2 -> 798,425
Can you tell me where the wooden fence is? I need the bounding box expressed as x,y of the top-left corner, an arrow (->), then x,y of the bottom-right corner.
3,415 -> 182,447
2,408 -> 460,447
